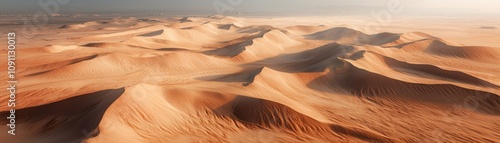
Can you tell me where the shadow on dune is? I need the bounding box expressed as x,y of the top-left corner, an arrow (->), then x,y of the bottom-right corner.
305,27 -> 402,46
235,25 -> 275,33
24,55 -> 99,77
138,29 -> 164,37
479,26 -> 496,29
393,39 -> 429,48
203,29 -> 279,58
196,68 -> 263,86
199,38 -> 500,116
203,39 -> 254,57
380,53 -> 499,88
155,48 -> 190,51
243,43 -> 351,73
0,88 -> 125,143
218,23 -> 241,30
179,17 -> 195,23
198,42 -> 351,82
306,62 -> 500,115
212,95 -> 396,142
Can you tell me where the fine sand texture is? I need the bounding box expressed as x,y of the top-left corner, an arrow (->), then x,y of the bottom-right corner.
0,15 -> 499,143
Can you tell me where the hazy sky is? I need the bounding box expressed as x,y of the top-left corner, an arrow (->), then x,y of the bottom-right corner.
1,0 -> 499,15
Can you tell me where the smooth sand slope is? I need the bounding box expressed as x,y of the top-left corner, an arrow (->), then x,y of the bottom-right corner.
0,15 -> 499,143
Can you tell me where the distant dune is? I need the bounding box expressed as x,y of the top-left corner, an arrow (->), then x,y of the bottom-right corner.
1,16 -> 499,143
479,26 -> 496,29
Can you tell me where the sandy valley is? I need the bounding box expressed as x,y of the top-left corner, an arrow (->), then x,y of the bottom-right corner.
0,15 -> 499,143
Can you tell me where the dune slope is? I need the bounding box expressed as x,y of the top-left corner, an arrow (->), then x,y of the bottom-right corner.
1,16 -> 499,143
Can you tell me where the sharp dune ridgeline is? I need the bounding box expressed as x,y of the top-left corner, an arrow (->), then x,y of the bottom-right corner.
0,15 -> 499,143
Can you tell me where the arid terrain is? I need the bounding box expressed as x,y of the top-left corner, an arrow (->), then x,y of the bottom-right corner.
0,15 -> 499,143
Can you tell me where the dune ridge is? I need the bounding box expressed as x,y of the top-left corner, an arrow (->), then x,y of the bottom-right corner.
1,15 -> 499,143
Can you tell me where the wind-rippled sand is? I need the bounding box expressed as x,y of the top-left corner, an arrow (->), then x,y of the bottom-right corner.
1,15 -> 499,143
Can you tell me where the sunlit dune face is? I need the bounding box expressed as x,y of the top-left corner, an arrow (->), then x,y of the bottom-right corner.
0,15 -> 499,143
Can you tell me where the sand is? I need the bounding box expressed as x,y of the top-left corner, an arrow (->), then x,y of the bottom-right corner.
0,15 -> 499,143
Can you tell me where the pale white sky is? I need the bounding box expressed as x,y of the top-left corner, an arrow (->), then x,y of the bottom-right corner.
403,0 -> 500,14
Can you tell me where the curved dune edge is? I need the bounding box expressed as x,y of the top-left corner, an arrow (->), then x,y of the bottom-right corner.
0,88 -> 124,143
3,16 -> 500,143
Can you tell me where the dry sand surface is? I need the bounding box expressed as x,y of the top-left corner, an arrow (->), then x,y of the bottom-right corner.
0,15 -> 499,143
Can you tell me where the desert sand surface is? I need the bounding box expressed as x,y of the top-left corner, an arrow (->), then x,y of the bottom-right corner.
0,15 -> 499,143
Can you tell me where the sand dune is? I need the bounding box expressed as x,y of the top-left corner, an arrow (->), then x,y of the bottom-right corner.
307,27 -> 371,44
1,15 -> 499,143
0,88 -> 124,143
59,24 -> 88,29
218,23 -> 243,30
285,25 -> 329,35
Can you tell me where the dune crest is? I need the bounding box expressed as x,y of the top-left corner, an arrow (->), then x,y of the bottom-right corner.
2,16 -> 499,143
